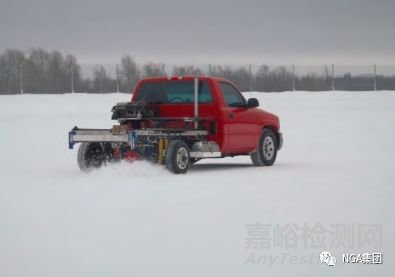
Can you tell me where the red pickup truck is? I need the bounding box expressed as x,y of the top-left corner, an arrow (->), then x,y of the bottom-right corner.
69,76 -> 283,173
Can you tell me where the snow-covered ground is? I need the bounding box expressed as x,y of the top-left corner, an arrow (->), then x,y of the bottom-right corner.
0,91 -> 394,277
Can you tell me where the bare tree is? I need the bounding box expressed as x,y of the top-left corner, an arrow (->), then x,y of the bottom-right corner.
65,54 -> 83,92
24,48 -> 51,92
0,49 -> 25,94
119,55 -> 140,93
172,65 -> 203,76
47,50 -> 68,92
92,65 -> 115,93
143,62 -> 165,77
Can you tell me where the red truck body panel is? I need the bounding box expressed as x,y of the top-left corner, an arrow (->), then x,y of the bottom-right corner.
131,76 -> 280,154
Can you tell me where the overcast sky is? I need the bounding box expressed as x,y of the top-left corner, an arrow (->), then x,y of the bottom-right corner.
1,0 -> 395,65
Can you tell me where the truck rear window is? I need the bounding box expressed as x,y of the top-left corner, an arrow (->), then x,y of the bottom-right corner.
136,80 -> 213,104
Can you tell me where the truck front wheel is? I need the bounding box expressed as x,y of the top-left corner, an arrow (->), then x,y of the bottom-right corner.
165,140 -> 190,174
251,129 -> 278,166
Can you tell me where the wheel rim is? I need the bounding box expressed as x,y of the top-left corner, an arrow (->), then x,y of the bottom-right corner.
176,147 -> 189,169
262,136 -> 275,160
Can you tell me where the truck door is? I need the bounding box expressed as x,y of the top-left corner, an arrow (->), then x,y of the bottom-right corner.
219,82 -> 260,153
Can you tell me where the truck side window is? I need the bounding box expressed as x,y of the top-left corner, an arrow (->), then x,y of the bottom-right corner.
220,82 -> 245,107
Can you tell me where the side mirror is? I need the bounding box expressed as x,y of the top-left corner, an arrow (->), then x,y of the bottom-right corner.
247,98 -> 259,108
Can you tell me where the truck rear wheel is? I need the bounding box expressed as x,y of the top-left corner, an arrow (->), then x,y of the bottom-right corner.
251,129 -> 278,166
77,142 -> 108,172
165,140 -> 190,174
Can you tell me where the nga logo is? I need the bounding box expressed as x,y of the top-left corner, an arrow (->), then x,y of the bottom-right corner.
320,251 -> 337,266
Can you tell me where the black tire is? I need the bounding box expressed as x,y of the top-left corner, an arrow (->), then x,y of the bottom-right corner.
250,129 -> 278,166
250,151 -> 262,166
77,142 -> 108,172
165,140 -> 190,174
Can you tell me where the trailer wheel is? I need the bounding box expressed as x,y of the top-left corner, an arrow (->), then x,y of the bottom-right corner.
251,129 -> 278,166
165,140 -> 190,174
77,142 -> 108,172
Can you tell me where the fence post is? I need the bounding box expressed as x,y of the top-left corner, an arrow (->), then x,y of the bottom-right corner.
116,64 -> 120,93
331,64 -> 335,91
374,64 -> 377,91
248,64 -> 252,91
70,62 -> 74,93
292,64 -> 295,91
19,63 -> 24,94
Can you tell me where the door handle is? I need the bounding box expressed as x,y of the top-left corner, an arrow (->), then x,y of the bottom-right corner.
228,113 -> 235,119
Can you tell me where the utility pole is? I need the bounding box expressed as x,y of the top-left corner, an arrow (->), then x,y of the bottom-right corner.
374,64 -> 377,91
331,64 -> 335,91
19,63 -> 23,94
208,64 -> 212,75
162,63 -> 166,76
292,64 -> 295,91
116,64 -> 120,93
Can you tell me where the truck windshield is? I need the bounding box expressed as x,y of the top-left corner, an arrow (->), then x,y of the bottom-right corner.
136,80 -> 213,104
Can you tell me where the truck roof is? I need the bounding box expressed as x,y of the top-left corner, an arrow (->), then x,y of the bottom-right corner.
140,76 -> 232,83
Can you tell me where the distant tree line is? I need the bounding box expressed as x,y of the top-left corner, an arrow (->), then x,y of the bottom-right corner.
0,48 -> 165,94
1,48 -> 395,94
